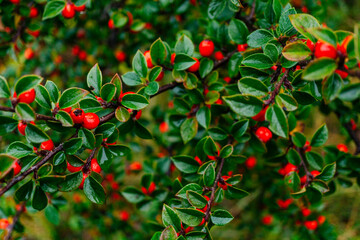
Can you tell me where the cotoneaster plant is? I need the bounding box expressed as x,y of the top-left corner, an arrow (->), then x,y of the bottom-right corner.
0,0 -> 360,239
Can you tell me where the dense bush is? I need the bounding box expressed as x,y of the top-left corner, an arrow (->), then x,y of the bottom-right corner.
0,0 -> 360,239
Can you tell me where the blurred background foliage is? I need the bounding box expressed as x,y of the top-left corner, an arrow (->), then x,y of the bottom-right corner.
1,0 -> 360,239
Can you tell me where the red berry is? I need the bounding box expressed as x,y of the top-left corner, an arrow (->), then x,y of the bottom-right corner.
318,215 -> 326,225
171,53 -> 176,65
159,122 -> 169,133
74,4 -> 86,12
224,77 -> 231,83
119,210 -> 130,221
304,220 -> 318,231
214,99 -> 223,105
311,170 -> 320,178
199,40 -> 215,57
83,113 -> 100,130
29,7 -> 39,18
184,226 -> 194,233
335,65 -> 349,79
127,11 -> 133,26
302,208 -> 311,217
76,29 -> 86,38
301,6 -> 309,13
79,173 -> 88,189
304,140 -> 311,152
187,58 -> 200,72
111,182 -> 119,191
115,51 -> 126,62
90,158 -> 101,173
70,108 -> 85,124
67,162 -> 82,172
262,215 -> 273,225
18,89 -> 36,104
277,199 -> 293,209
144,22 -> 152,29
108,19 -> 114,29
252,106 -> 268,122
144,50 -> 154,68
255,126 -> 272,143
295,65 -> 302,71
0,219 -> 9,230
306,39 -> 315,52
190,0 -> 197,6
41,139 -> 54,151
148,182 -> 156,194
24,48 -> 35,60
282,163 -> 298,176
155,71 -> 164,82
13,161 -> 21,175
314,41 -> 337,59
62,3 -> 75,19
337,143 -> 348,153
214,51 -> 224,60
245,156 -> 257,169
78,50 -> 87,61
198,218 -> 205,226
17,121 -> 34,135
194,156 -> 202,165
300,175 -> 307,185
129,162 -> 142,171
271,65 -> 278,71
27,29 -> 40,37
217,175 -> 231,190
237,44 -> 248,52
72,45 -> 80,56
350,119 -> 357,131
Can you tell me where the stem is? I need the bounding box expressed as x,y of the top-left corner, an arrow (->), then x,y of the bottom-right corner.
0,105 -> 55,121
82,148 -> 97,174
264,68 -> 290,105
4,202 -> 26,240
295,146 -> 313,187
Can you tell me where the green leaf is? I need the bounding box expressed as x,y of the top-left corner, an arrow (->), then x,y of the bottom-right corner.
35,85 -> 52,109
264,43 -> 280,62
322,73 -> 342,102
133,50 -> 148,78
289,14 -> 320,43
242,54 -> 274,69
0,116 -> 18,135
208,0 -> 227,19
97,147 -> 113,171
171,156 -> 199,174
302,58 -> 337,81
175,208 -> 204,227
149,67 -> 163,82
231,120 -> 249,141
45,81 -> 60,103
145,81 -> 159,95
284,171 -> 301,192
115,107 -> 130,122
203,163 -> 215,187
180,118 -> 198,143
150,38 -> 167,65
223,94 -> 263,117
87,64 -> 102,96
100,83 -> 116,102
160,225 -> 177,240
60,172 -> 83,191
111,74 -> 122,99
78,128 -> 95,149
121,93 -> 149,110
174,54 -> 196,71
265,104 -> 289,138
306,151 -> 323,170
55,110 -> 74,127
176,183 -> 202,199
122,72 -> 143,86
45,205 -> 60,225
225,186 -> 249,199
83,176 -> 106,204
25,123 -> 49,143
287,148 -> 301,166
310,124 -> 328,147
15,180 -> 34,201
338,83 -> 360,102
228,19 -> 249,44
175,35 -> 194,56
64,138 -> 82,155
7,142 -> 33,158
53,151 -> 65,166
238,77 -> 268,96
15,75 -> 42,95
279,8 -> 297,35
308,27 -> 337,46
59,87 -> 88,108
0,75 -> 11,98
162,204 -> 182,232
317,163 -> 336,181
32,185 -> 48,211
276,93 -> 298,111
247,29 -> 274,48
199,58 -> 214,78
282,42 -> 312,61
15,103 -> 35,121
196,107 -> 211,129
292,132 -> 306,147
186,191 -> 208,209
210,209 -> 233,226
42,0 -> 65,20
122,187 -> 145,203
134,121 -> 152,139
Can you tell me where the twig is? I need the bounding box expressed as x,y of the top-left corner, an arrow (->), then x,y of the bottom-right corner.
264,68 -> 290,105
0,105 -> 55,121
82,148 -> 97,173
4,202 -> 26,240
295,147 -> 313,187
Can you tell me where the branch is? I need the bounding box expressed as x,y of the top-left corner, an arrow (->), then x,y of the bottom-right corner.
0,105 -> 55,121
295,147 -> 313,187
264,68 -> 290,105
82,148 -> 97,173
213,50 -> 237,69
4,202 -> 25,240
346,69 -> 360,79
0,143 -> 64,198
